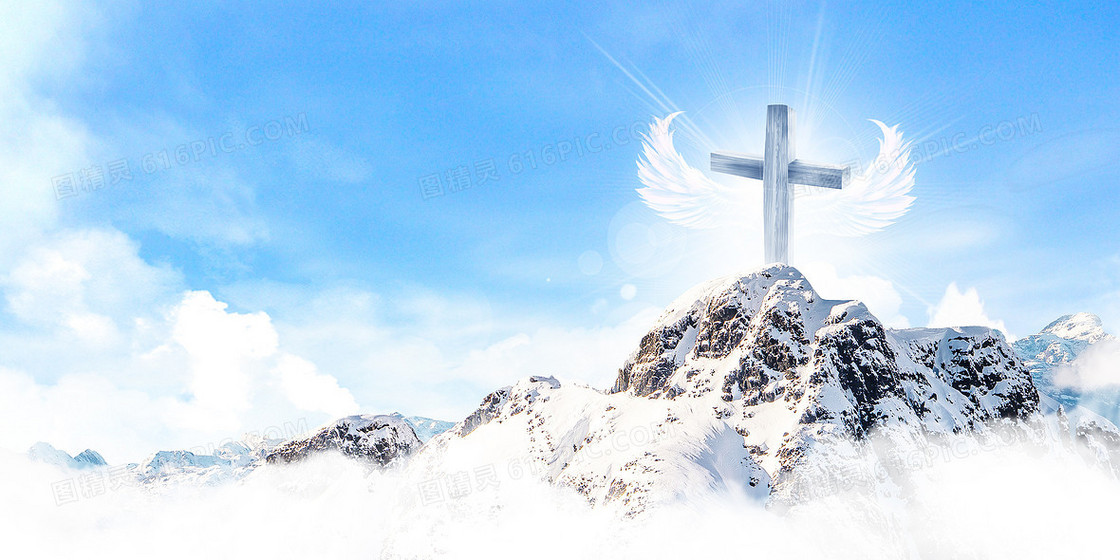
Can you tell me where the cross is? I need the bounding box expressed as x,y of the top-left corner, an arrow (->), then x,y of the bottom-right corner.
710,104 -> 851,264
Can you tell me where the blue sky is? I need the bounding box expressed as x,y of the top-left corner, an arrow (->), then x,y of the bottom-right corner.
2,0 -> 1119,461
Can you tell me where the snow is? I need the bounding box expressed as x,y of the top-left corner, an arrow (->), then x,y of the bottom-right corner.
419,264 -> 1077,514
1041,312 -> 1109,343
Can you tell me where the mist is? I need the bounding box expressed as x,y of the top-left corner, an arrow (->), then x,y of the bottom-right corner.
4,435 -> 1115,559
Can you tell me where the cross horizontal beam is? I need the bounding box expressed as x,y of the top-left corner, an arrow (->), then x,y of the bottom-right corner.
711,151 -> 851,190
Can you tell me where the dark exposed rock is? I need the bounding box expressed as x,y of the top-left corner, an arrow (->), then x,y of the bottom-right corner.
458,387 -> 512,437
602,265 -> 1056,506
265,414 -> 420,467
814,318 -> 905,436
695,293 -> 749,359
613,315 -> 695,396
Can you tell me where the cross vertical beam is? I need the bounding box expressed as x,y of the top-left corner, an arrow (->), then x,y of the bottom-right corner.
764,104 -> 794,264
710,104 -> 851,266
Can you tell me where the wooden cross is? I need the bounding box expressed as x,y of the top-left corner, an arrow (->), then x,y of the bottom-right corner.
711,104 -> 851,264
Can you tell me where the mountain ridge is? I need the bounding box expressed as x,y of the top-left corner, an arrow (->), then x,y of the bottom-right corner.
422,264 -> 1119,514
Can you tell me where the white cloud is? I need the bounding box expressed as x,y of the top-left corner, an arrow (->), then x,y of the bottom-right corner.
3,433 -> 1120,558
219,280 -> 662,420
0,111 -> 661,455
449,308 -> 659,390
0,225 -> 655,461
0,228 -> 359,461
2,228 -> 180,329
1053,339 -> 1120,391
0,289 -> 359,462
0,369 -> 155,461
276,354 -> 360,418
0,1 -> 97,89
149,286 -> 360,438
0,2 -> 269,252
168,291 -> 279,420
927,282 -> 1009,337
0,2 -> 339,460
801,262 -> 911,329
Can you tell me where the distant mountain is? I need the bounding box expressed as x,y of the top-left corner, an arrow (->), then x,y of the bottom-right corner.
83,414 -> 428,489
27,442 -> 107,470
134,439 -> 274,486
1013,312 -> 1120,425
393,413 -> 455,442
73,449 -> 107,468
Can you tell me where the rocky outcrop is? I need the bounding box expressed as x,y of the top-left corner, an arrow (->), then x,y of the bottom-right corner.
266,414 -> 420,467
430,265 -> 1079,513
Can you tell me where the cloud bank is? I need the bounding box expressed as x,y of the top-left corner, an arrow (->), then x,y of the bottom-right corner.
928,282 -> 1010,337
4,435 -> 1117,559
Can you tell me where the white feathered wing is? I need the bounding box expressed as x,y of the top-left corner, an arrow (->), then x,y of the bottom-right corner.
635,113 -> 915,238
635,112 -> 758,231
796,120 -> 916,237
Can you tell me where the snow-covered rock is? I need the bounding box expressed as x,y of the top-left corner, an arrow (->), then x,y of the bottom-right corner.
266,414 -> 421,467
132,436 -> 282,486
27,442 -> 107,470
413,375 -> 770,516
392,413 -> 455,443
609,265 -> 1045,505
123,414 -> 424,488
72,449 -> 107,468
136,450 -> 232,485
1013,313 -> 1120,425
422,265 -> 1114,514
1040,313 -> 1109,344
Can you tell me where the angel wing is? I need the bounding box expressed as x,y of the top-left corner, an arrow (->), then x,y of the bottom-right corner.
796,120 -> 916,237
635,112 -> 758,231
636,113 -> 915,238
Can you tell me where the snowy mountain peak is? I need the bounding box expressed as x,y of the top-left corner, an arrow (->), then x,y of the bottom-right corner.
72,449 -> 107,468
425,264 -> 1052,513
612,264 -> 842,396
1041,312 -> 1110,343
389,413 -> 456,443
639,264 -> 816,339
72,264 -> 1120,522
1014,313 -> 1120,426
610,265 -> 1039,488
